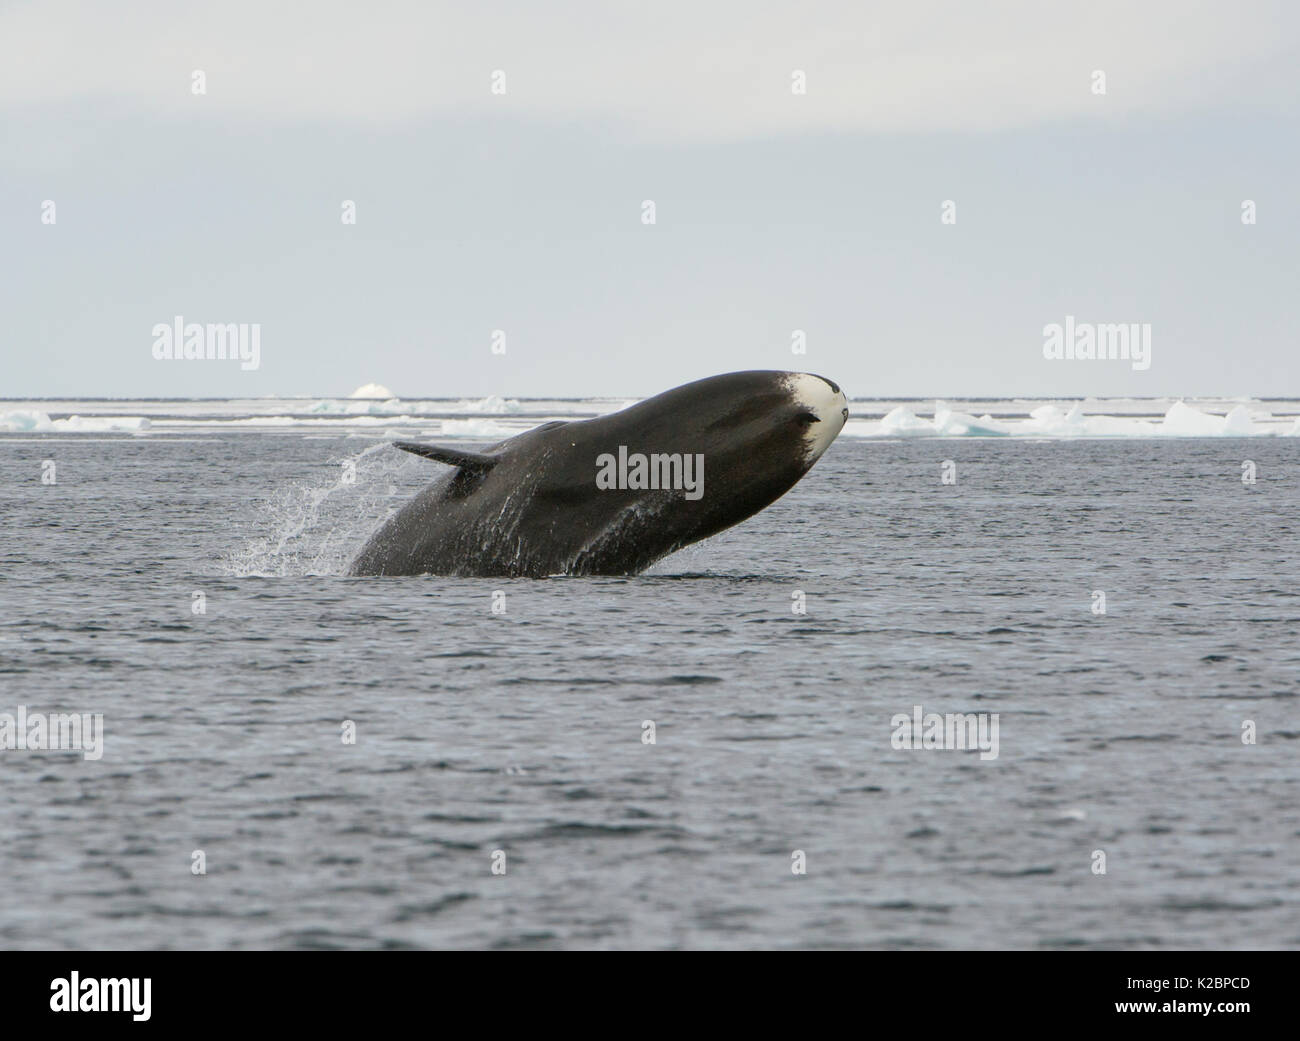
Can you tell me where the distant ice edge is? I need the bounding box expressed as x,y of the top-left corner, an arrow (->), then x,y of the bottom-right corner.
858,401 -> 1299,438
2,398 -> 1298,438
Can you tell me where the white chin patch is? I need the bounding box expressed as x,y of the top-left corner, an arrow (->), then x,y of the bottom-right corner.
784,373 -> 849,463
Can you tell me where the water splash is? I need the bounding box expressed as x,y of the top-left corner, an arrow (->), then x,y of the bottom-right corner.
219,443 -> 414,577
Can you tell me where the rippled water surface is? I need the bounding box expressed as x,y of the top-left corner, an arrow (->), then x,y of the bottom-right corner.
2,433 -> 1298,949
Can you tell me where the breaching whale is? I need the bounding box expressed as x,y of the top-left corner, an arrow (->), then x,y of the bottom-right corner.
347,371 -> 849,577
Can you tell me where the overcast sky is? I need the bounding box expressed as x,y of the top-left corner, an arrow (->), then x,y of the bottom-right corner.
2,0 -> 1297,398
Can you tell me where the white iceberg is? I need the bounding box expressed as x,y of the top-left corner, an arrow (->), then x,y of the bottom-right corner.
933,401 -> 1007,436
348,382 -> 394,399
0,409 -> 54,432
0,410 -> 149,433
454,395 -> 521,414
878,405 -> 935,435
1220,404 -> 1257,436
1159,401 -> 1232,436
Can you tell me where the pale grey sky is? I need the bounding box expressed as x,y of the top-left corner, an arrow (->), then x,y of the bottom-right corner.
2,0 -> 1297,398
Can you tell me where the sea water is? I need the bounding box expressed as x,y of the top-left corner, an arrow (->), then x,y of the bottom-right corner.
0,400 -> 1297,949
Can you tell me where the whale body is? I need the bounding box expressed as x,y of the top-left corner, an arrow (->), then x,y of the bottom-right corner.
347,370 -> 848,577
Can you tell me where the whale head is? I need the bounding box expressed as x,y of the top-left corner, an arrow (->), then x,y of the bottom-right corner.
564,369 -> 850,539
629,369 -> 848,475
783,372 -> 851,466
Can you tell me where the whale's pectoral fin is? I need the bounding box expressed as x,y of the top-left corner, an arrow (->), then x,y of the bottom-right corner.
392,442 -> 500,473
